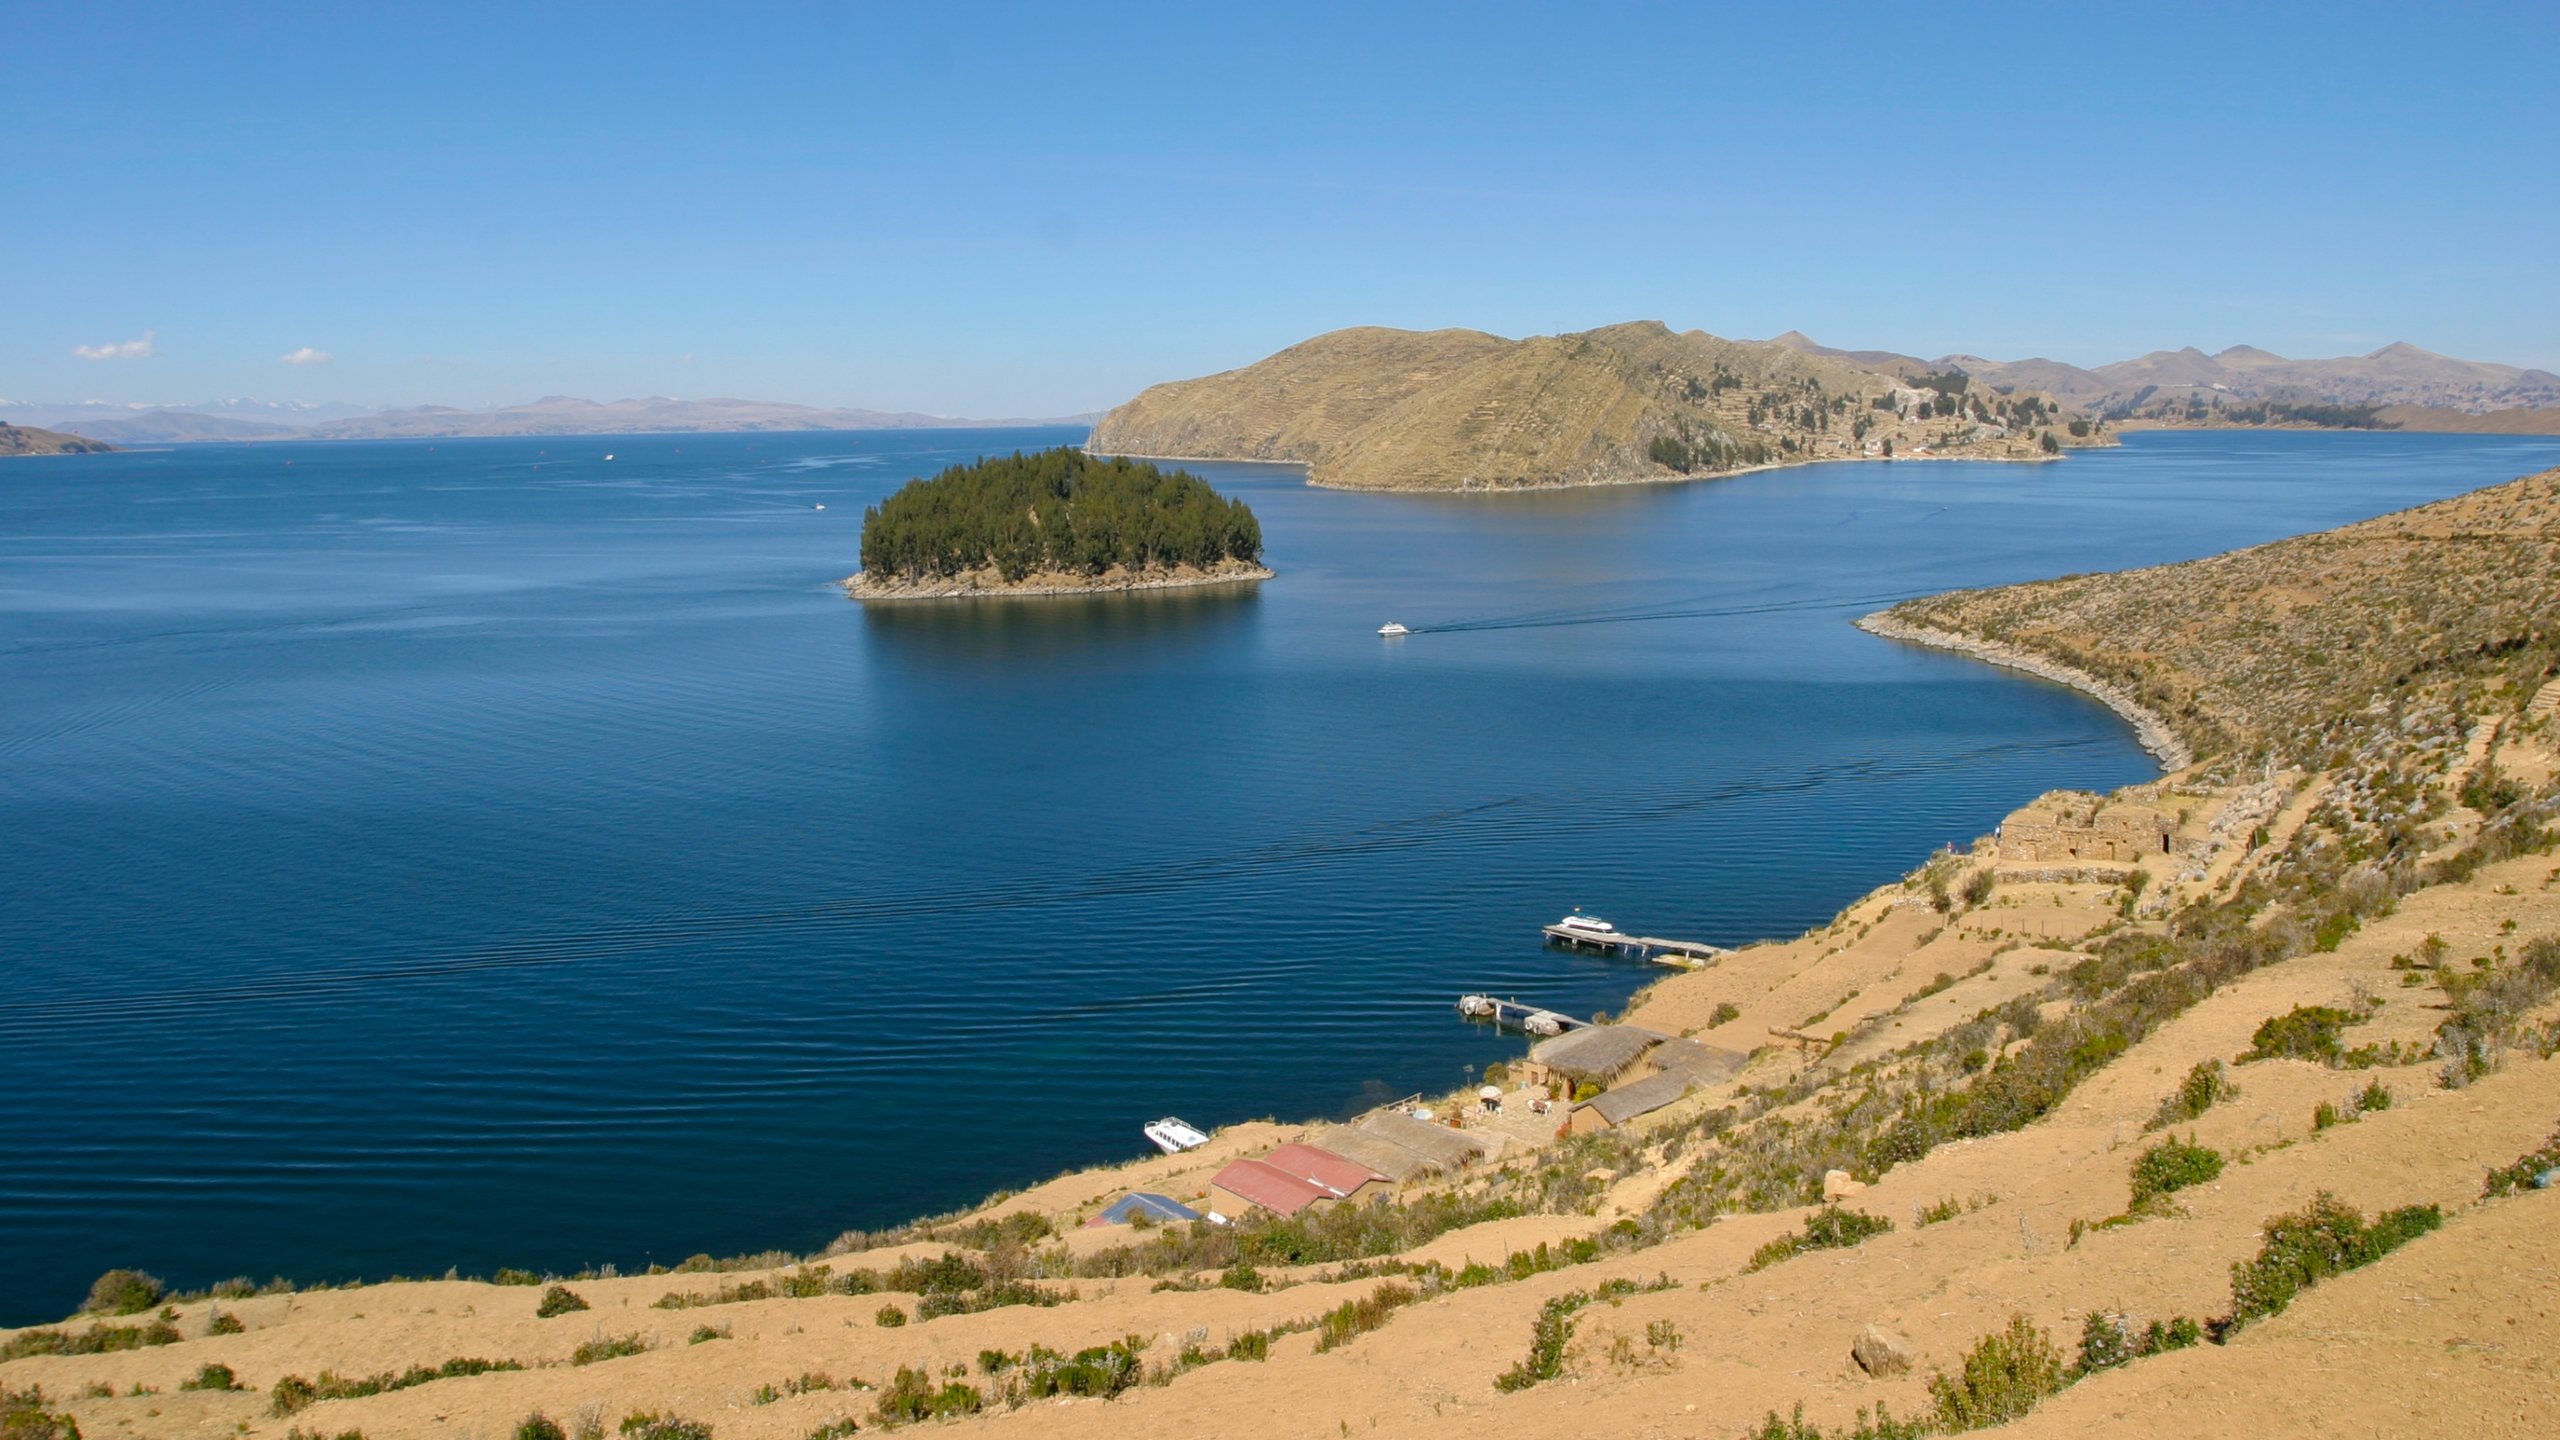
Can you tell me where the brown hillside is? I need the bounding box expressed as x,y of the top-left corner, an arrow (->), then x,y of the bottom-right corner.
0,422 -> 116,457
1092,321 -> 2107,491
1881,468 -> 2560,767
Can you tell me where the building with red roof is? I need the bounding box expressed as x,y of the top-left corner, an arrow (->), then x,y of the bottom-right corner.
1262,1143 -> 1391,1204
1205,1158 -> 1333,1221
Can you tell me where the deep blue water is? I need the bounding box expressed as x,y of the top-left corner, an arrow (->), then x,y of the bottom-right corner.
5,426 -> 2557,1321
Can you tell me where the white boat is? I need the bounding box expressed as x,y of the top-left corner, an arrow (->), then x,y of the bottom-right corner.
1143,1117 -> 1210,1155
1378,622 -> 1409,637
1554,912 -> 1619,936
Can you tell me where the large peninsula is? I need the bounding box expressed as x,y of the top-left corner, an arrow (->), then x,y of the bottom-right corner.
846,447 -> 1269,599
1088,320 -> 2110,491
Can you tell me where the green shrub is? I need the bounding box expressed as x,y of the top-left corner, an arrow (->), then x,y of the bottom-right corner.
1,1385 -> 82,1440
1225,1329 -> 1272,1362
1710,1002 -> 1742,1027
1217,1262 -> 1263,1293
490,1268 -> 542,1287
2128,1138 -> 2223,1210
2223,1192 -> 2442,1331
84,1268 -> 166,1316
873,1305 -> 906,1328
270,1358 -> 525,1415
1011,1338 -> 1146,1400
872,1367 -> 980,1426
618,1413 -> 712,1440
1927,1314 -> 2065,1431
2076,1311 -> 2199,1374
571,1335 -> 650,1366
1312,1282 -> 1418,1353
535,1285 -> 590,1319
2243,1005 -> 2361,1063
515,1417 -> 568,1440
2147,1060 -> 2236,1129
1748,1207 -> 1893,1271
2481,1125 -> 2560,1198
805,1423 -> 862,1440
1744,1403 -> 1929,1440
688,1325 -> 727,1344
1915,1197 -> 1965,1227
179,1363 -> 243,1392
206,1309 -> 246,1336
0,1320 -> 182,1361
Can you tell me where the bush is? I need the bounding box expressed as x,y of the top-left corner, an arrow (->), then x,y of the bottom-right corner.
873,1305 -> 906,1328
84,1268 -> 165,1316
2482,1126 -> 2560,1198
491,1268 -> 542,1287
2076,1311 -> 2199,1374
2243,1005 -> 2361,1063
1225,1328 -> 1272,1362
515,1417 -> 569,1440
2128,1138 -> 2223,1210
1748,1207 -> 1893,1271
1744,1403 -> 1929,1440
0,1386 -> 81,1440
1928,1314 -> 2065,1430
0,1320 -> 183,1361
1312,1282 -> 1417,1352
1011,1338 -> 1146,1400
180,1363 -> 243,1392
2147,1060 -> 2235,1129
206,1310 -> 246,1336
535,1285 -> 590,1319
688,1325 -> 727,1344
1710,1002 -> 1742,1027
571,1335 -> 650,1366
872,1367 -> 979,1426
2223,1192 -> 2442,1331
618,1414 -> 713,1440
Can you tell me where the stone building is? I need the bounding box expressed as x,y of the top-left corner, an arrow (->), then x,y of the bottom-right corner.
1995,791 -> 2173,868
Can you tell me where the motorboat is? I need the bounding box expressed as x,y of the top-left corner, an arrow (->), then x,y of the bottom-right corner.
1377,622 -> 1409,637
1553,912 -> 1619,937
1143,1117 -> 1210,1155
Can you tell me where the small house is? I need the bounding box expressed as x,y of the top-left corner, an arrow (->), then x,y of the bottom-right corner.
1517,1024 -> 1670,1095
1205,1159 -> 1333,1222
1567,1070 -> 1694,1134
1262,1143 -> 1391,1205
1086,1192 -> 1202,1227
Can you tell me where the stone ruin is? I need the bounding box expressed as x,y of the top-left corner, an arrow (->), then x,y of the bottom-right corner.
1996,791 -> 2174,869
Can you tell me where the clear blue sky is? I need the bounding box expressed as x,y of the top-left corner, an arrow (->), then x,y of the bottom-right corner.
8,1 -> 2554,414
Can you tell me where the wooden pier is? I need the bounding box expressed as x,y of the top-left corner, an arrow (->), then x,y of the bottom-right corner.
1457,995 -> 1591,1036
1541,922 -> 1732,968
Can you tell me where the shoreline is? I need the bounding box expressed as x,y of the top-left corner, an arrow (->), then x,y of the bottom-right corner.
844,563 -> 1273,601
1855,611 -> 2195,772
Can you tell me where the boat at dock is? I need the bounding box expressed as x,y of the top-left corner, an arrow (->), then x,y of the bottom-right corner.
1542,913 -> 1732,966
1143,1117 -> 1210,1155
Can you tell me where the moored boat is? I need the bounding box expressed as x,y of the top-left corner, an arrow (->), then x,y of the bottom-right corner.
1143,1116 -> 1210,1154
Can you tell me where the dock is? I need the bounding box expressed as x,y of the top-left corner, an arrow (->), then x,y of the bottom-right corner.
1542,922 -> 1732,968
1457,994 -> 1591,1036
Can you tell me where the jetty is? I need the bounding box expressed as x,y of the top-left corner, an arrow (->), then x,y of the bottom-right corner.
1541,921 -> 1732,967
1457,994 -> 1591,1036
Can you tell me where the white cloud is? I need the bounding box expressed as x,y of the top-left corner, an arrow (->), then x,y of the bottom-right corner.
73,330 -> 157,361
279,347 -> 334,367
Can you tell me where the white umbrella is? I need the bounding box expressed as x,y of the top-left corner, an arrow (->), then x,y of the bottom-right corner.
1480,1085 -> 1503,1101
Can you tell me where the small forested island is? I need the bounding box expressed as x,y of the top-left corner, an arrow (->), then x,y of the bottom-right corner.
847,447 -> 1270,598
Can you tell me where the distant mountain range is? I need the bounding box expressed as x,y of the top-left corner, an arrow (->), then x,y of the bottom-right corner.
1765,334 -> 2560,418
0,395 -> 1102,446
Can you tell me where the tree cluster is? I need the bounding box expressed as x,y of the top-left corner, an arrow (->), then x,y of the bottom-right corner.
859,448 -> 1263,583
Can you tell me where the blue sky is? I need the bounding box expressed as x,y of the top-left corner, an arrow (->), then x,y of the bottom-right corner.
8,1 -> 2555,414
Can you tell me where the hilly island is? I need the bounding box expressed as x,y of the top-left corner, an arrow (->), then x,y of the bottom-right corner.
846,448 -> 1268,599
1088,320 -> 2113,491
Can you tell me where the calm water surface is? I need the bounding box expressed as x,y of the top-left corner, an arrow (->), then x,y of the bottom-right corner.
6,426 -> 2557,1319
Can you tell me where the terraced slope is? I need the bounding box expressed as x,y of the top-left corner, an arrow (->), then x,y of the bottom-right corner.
1881,467 -> 2560,766
1093,321 -> 2105,491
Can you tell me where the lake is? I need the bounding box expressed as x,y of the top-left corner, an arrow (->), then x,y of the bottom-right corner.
5,426 -> 2557,1320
